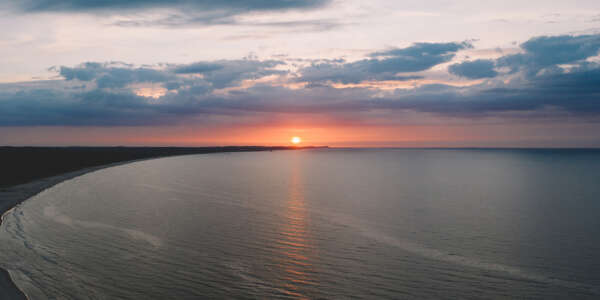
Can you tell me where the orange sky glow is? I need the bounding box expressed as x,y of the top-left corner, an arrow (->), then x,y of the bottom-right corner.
2,121 -> 599,148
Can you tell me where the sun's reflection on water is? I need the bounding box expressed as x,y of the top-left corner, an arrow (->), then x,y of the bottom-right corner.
274,158 -> 317,299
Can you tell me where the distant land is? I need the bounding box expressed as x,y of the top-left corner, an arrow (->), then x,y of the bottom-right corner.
0,146 -> 327,188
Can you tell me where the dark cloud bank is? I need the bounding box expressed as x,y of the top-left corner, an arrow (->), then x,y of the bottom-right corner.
4,0 -> 334,28
1,34 -> 600,126
9,0 -> 328,12
298,42 -> 471,84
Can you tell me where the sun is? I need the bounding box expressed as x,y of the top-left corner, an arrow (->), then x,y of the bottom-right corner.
291,136 -> 301,144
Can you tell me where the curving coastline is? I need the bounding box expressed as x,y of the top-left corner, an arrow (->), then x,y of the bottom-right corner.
0,146 -> 319,298
0,160 -> 161,299
0,268 -> 26,300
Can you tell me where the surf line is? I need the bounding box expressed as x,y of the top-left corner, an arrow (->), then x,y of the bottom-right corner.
328,212 -> 599,295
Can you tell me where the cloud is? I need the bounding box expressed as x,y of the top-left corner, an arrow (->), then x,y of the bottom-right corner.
56,59 -> 286,91
2,35 -> 600,127
497,34 -> 600,75
296,63 -> 424,84
7,0 -> 337,29
172,62 -> 224,74
297,41 -> 471,84
0,88 -> 200,126
448,59 -> 498,79
112,13 -> 344,31
57,62 -> 174,90
12,0 -> 329,13
368,42 -> 471,60
58,62 -> 104,81
172,59 -> 286,89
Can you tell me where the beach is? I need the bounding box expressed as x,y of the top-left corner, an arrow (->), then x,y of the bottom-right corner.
0,164 -> 115,299
0,146 -> 308,298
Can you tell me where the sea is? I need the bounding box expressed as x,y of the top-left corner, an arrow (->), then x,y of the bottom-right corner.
1,149 -> 600,299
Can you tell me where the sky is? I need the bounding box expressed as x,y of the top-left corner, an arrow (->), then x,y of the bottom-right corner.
1,0 -> 600,147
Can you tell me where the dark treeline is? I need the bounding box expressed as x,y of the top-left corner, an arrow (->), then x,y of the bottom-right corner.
0,146 -> 312,187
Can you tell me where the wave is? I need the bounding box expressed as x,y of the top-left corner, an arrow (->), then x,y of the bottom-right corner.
328,212 -> 599,295
43,205 -> 162,248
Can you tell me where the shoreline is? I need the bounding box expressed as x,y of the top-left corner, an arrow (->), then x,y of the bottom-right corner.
0,147 -> 315,298
0,158 -> 173,299
0,268 -> 26,300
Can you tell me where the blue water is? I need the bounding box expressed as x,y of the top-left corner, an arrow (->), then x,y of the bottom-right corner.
1,149 -> 600,299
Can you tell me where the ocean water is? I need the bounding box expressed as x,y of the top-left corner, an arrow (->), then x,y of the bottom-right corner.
1,149 -> 600,299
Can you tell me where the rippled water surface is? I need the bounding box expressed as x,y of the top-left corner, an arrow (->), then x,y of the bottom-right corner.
2,149 -> 600,299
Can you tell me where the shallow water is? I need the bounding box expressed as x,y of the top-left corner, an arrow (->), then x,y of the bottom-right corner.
2,149 -> 600,299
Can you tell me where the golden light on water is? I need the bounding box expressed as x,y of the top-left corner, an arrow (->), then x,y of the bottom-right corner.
274,157 -> 316,298
291,136 -> 301,144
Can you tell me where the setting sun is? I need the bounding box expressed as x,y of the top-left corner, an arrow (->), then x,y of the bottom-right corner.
291,136 -> 301,144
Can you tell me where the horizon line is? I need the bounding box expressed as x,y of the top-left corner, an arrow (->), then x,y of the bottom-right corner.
2,145 -> 600,150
